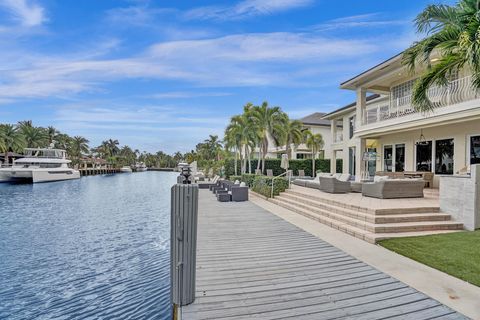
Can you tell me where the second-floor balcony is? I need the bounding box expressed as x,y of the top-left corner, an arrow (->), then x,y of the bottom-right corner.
362,75 -> 479,126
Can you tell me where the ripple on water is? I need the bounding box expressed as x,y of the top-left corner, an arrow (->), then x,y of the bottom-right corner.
0,172 -> 177,320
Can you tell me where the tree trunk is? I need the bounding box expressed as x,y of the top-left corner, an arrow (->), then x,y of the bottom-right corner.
242,146 -> 247,174
247,147 -> 252,174
312,150 -> 315,177
262,138 -> 268,174
256,146 -> 261,172
234,147 -> 238,176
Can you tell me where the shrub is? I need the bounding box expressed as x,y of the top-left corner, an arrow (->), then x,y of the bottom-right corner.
251,176 -> 289,198
229,175 -> 241,182
241,174 -> 257,187
224,158 -> 332,177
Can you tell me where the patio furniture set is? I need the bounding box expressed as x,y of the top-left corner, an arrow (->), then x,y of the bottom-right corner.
209,179 -> 249,202
293,172 -> 427,199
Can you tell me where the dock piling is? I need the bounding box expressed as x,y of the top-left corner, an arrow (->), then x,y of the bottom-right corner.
171,168 -> 198,314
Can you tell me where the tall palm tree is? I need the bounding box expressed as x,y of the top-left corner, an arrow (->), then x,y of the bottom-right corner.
46,126 -> 58,144
105,139 -> 120,157
224,118 -> 242,176
403,0 -> 480,111
248,102 -> 287,173
69,136 -> 89,163
283,119 -> 304,159
305,132 -> 324,176
0,124 -> 26,164
20,126 -> 49,148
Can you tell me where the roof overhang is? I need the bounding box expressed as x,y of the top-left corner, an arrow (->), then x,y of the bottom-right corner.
340,52 -> 404,90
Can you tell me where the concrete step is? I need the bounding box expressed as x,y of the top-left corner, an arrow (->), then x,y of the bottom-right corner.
271,196 -> 463,234
278,193 -> 451,224
285,188 -> 441,215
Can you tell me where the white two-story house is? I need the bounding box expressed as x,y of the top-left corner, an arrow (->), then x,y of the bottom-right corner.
324,53 -> 480,187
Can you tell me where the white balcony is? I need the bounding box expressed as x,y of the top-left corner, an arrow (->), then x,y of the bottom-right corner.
362,75 -> 479,126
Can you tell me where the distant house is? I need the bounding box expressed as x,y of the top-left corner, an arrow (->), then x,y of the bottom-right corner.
264,112 -> 334,160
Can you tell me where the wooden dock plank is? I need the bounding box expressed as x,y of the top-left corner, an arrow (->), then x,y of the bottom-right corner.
181,190 -> 468,320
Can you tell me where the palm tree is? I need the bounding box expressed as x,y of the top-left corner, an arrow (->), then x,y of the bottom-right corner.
224,118 -> 242,176
46,126 -> 58,144
0,124 -> 26,164
403,0 -> 480,111
20,126 -> 49,148
105,139 -> 120,157
305,132 -> 324,176
248,102 -> 287,173
69,136 -> 89,163
283,119 -> 304,159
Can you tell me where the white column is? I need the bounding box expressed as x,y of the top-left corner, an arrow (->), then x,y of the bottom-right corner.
356,87 -> 367,128
355,138 -> 366,181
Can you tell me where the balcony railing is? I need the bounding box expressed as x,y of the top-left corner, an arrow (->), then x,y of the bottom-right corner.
363,75 -> 479,125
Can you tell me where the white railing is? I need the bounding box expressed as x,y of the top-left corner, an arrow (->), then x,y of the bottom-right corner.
271,170 -> 292,198
363,75 -> 479,125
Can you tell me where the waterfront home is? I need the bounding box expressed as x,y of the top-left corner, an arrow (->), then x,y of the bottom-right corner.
323,52 -> 480,186
261,112 -> 333,160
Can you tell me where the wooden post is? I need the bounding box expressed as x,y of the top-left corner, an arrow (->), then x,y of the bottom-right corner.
171,178 -> 198,314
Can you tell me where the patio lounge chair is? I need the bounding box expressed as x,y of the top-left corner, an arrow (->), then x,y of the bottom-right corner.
319,174 -> 351,193
362,179 -> 424,199
266,169 -> 273,177
255,169 -> 262,175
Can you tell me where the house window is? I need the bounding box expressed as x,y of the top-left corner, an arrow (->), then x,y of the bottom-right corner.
435,139 -> 454,174
349,116 -> 355,139
416,141 -> 433,172
395,144 -> 405,172
349,147 -> 356,176
384,145 -> 393,172
470,136 -> 480,165
296,153 -> 305,159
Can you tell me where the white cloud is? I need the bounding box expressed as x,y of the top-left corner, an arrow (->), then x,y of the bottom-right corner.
150,91 -> 232,99
184,0 -> 313,20
0,31 -> 380,100
0,0 -> 46,26
313,13 -> 407,32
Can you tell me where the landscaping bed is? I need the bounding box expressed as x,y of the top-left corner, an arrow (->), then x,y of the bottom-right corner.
379,230 -> 480,287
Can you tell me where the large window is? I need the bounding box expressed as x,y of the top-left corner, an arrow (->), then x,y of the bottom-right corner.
416,141 -> 432,172
349,116 -> 355,139
349,147 -> 356,176
471,135 -> 480,165
384,145 -> 393,172
435,139 -> 454,174
395,144 -> 405,172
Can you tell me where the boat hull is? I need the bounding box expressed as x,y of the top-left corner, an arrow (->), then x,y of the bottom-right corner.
3,168 -> 80,183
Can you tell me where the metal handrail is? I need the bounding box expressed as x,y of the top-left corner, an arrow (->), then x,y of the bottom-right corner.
271,170 -> 292,198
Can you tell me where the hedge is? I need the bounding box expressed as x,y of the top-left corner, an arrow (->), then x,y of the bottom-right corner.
225,159 -> 343,178
251,176 -> 289,198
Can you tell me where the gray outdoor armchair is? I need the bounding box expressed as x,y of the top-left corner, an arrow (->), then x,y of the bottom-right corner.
361,179 -> 424,199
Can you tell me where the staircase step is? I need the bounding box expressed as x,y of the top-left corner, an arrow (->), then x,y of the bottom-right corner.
278,193 -> 450,224
271,197 -> 463,234
285,188 -> 441,215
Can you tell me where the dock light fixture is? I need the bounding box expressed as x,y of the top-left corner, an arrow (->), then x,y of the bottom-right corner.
416,130 -> 429,146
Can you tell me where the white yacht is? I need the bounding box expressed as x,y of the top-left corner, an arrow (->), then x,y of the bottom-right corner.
0,148 -> 80,183
135,162 -> 147,172
120,166 -> 133,173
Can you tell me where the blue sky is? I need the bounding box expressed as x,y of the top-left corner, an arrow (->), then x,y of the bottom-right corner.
0,0 -> 454,153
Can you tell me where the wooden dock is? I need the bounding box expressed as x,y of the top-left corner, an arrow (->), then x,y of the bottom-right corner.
180,190 -> 467,319
79,168 -> 119,176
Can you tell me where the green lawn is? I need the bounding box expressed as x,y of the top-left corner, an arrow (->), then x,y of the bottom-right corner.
379,230 -> 480,287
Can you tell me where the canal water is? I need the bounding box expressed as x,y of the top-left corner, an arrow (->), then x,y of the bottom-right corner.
0,172 -> 177,320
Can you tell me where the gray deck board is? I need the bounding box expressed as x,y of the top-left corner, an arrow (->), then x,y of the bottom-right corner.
181,190 -> 468,320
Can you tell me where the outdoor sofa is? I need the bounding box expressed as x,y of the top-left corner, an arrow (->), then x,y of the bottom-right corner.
361,179 -> 425,199
318,174 -> 351,193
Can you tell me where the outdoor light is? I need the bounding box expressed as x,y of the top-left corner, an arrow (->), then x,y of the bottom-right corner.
416,130 -> 428,146
181,166 -> 192,184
